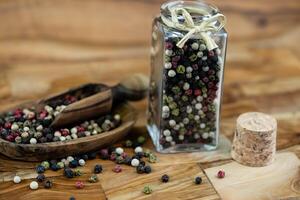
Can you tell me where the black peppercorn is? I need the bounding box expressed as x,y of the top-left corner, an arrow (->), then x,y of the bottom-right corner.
135,152 -> 144,159
195,176 -> 202,184
88,152 -> 97,160
161,174 -> 169,183
94,164 -> 103,174
64,168 -> 74,178
144,166 -> 152,174
36,174 -> 45,182
50,164 -> 59,171
139,160 -> 146,166
69,160 -> 79,168
81,154 -> 89,161
124,157 -> 132,165
44,179 -> 53,189
36,165 -> 45,174
136,165 -> 144,174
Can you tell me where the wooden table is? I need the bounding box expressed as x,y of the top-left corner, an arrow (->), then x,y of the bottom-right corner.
0,0 -> 299,199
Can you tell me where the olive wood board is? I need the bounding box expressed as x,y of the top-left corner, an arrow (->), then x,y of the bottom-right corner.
205,152 -> 300,200
0,162 -> 220,200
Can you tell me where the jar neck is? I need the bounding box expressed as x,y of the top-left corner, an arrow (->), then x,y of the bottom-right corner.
160,0 -> 219,25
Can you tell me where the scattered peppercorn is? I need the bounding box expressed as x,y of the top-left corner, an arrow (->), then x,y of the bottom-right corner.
112,165 -> 122,173
36,174 -> 45,182
88,174 -> 99,183
94,164 -> 103,174
74,169 -> 82,176
44,180 -> 53,189
194,176 -> 202,184
161,174 -> 169,183
143,186 -> 152,195
144,166 -> 152,174
13,176 -> 21,184
36,165 -> 45,174
29,181 -> 39,190
217,170 -> 225,178
88,152 -> 97,160
51,164 -> 60,172
41,161 -> 50,169
136,165 -> 145,174
131,158 -> 140,167
69,160 -> 79,168
75,181 -> 84,189
64,168 -> 74,178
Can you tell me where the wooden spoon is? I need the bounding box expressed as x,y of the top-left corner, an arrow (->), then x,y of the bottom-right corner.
39,74 -> 149,127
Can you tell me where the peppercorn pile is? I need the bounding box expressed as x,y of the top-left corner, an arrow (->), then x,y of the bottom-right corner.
0,94 -> 121,144
156,38 -> 222,149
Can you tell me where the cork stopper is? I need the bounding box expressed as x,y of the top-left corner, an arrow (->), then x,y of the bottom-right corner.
231,112 -> 277,167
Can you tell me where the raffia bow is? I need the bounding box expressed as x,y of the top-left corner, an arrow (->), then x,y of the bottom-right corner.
161,6 -> 226,50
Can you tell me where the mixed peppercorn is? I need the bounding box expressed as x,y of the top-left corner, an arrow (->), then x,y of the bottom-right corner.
149,38 -> 223,151
0,94 -> 121,144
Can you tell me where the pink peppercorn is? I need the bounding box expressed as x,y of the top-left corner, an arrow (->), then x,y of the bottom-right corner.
112,165 -> 122,173
14,108 -> 22,115
208,51 -> 215,57
121,152 -> 128,158
4,122 -> 11,129
6,135 -> 14,142
61,129 -> 70,136
75,181 -> 84,189
185,89 -> 193,96
217,170 -> 225,178
39,110 -> 48,119
77,126 -> 85,132
165,42 -> 173,49
110,153 -> 116,161
194,89 -> 201,96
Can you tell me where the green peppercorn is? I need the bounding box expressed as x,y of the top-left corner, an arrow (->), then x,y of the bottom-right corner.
189,54 -> 198,61
181,95 -> 188,102
143,186 -> 152,195
169,102 -> 177,110
171,109 -> 180,116
57,162 -> 64,169
74,169 -> 82,176
124,139 -> 133,148
88,174 -> 99,183
176,65 -> 185,74
171,86 -> 181,94
41,161 -> 50,170
137,136 -> 146,144
148,153 -> 157,163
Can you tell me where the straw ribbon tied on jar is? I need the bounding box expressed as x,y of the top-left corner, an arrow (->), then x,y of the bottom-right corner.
161,6 -> 226,50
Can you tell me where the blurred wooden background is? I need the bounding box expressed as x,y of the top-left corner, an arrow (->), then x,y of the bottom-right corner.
0,0 -> 299,147
0,0 -> 299,199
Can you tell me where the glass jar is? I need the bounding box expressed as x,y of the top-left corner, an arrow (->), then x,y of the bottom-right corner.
147,0 -> 227,153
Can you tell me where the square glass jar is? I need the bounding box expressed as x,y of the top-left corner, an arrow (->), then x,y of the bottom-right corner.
147,0 -> 227,153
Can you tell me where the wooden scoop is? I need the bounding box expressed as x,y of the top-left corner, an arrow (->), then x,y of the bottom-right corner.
40,74 -> 149,127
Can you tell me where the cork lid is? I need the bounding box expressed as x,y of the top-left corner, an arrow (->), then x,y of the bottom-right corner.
237,112 -> 277,132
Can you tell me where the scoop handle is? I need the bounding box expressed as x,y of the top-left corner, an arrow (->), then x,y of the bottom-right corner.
51,88 -> 112,127
112,74 -> 149,103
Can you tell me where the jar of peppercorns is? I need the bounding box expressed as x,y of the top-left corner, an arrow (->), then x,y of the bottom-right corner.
147,0 -> 227,153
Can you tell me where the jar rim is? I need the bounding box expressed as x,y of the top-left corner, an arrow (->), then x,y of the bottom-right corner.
161,0 -> 219,17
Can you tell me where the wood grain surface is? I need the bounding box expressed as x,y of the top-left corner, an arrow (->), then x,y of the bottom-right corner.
0,0 -> 299,199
